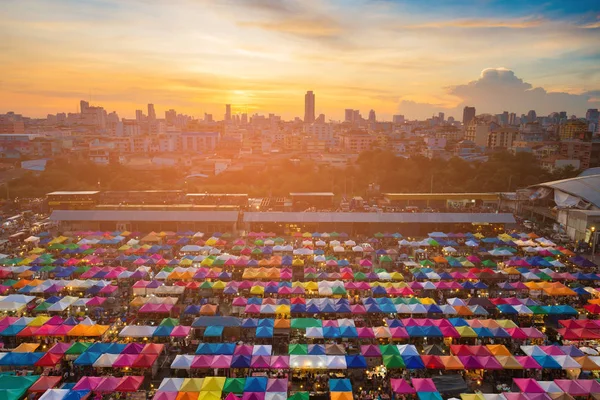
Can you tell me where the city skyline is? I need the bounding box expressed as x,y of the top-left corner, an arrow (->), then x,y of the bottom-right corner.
1,0 -> 599,120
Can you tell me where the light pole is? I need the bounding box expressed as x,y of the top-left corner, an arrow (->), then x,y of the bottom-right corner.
592,226 -> 598,261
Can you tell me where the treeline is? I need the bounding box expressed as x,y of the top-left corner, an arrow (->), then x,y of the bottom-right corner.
6,151 -> 578,199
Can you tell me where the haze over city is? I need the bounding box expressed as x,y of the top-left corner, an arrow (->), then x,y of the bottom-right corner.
1,0 -> 599,120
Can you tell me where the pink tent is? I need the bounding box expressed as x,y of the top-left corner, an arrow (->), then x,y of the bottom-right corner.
171,326 -> 191,337
154,392 -> 178,400
48,342 -> 72,354
96,377 -> 121,393
506,327 -> 528,339
99,285 -> 118,294
411,378 -> 436,392
49,324 -> 74,336
86,297 -> 106,307
191,355 -> 212,368
513,378 -> 545,393
210,355 -> 232,369
251,355 -> 271,368
234,345 -> 253,356
115,376 -> 144,392
390,327 -> 409,338
503,394 -> 529,400
356,327 -> 374,338
270,356 -> 289,369
514,356 -> 542,369
575,380 -> 600,394
477,356 -> 503,370
113,354 -> 137,368
350,305 -> 367,314
390,379 -> 415,394
521,327 -> 544,338
554,380 -> 588,396
361,345 -> 382,357
73,377 -> 103,391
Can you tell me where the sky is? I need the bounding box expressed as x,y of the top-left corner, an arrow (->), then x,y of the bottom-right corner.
0,0 -> 599,120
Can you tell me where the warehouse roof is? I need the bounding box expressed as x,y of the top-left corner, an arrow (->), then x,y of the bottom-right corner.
49,210 -> 239,222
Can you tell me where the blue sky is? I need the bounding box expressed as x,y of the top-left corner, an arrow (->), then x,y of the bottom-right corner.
0,0 -> 598,119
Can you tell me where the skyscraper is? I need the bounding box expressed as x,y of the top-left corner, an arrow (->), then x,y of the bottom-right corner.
345,109 -> 354,122
527,110 -> 537,123
148,104 -> 156,120
80,100 -> 89,114
586,109 -> 599,122
135,110 -> 144,121
225,104 -> 231,122
368,110 -> 376,122
304,91 -> 315,123
438,112 -> 444,122
392,115 -> 405,124
462,106 -> 476,125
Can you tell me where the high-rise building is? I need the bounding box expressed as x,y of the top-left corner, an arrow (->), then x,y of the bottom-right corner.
135,110 -> 144,121
462,106 -> 476,125
304,91 -> 315,123
392,115 -> 405,124
241,113 -> 248,125
80,100 -> 89,114
559,120 -> 589,141
559,111 -> 567,119
353,110 -> 361,122
508,113 -> 517,125
148,104 -> 156,120
345,109 -> 354,123
225,104 -> 231,122
204,113 -> 213,123
586,109 -> 599,122
527,110 -> 537,123
165,109 -> 176,125
368,110 -> 376,122
438,112 -> 444,122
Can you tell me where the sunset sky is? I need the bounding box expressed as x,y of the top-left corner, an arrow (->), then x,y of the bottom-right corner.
1,0 -> 599,120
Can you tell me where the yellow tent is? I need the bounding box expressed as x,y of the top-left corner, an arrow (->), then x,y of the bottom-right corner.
180,378 -> 204,392
13,343 -> 40,352
200,377 -> 226,392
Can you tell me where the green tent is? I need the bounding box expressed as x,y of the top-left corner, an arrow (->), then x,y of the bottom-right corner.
382,355 -> 405,368
481,260 -> 497,267
374,232 -> 384,238
199,281 -> 213,289
288,393 -> 309,400
428,239 -> 440,246
420,260 -> 435,267
330,232 -> 339,237
223,378 -> 246,394
47,244 -> 66,250
254,240 -> 264,246
290,318 -> 322,329
379,344 -> 400,356
251,248 -> 262,255
288,344 -> 308,355
160,318 -> 179,327
231,245 -> 243,252
274,238 -> 285,244
34,302 -> 51,312
0,375 -> 39,390
0,389 -> 27,400
162,267 -> 174,272
65,342 -> 92,355
528,305 -> 548,315
379,255 -> 393,263
212,259 -> 225,266
536,272 -> 552,281
331,286 -> 347,295
75,266 -> 90,274
2,280 -> 17,287
354,272 -> 367,281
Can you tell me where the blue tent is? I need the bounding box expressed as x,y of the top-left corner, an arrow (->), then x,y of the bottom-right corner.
204,326 -> 224,337
329,379 -> 352,392
255,327 -> 273,338
406,326 -> 426,337
0,352 -> 43,366
247,298 -> 262,305
402,355 -> 426,369
323,327 -> 340,338
73,352 -> 101,366
533,355 -> 562,369
339,326 -> 358,338
257,319 -> 274,327
418,392 -> 443,400
291,304 -> 306,313
230,355 -> 251,368
307,345 -> 325,355
244,377 -> 268,392
0,325 -> 25,336
489,327 -> 510,338
183,305 -> 201,315
192,316 -> 241,327
215,343 -> 235,355
473,327 -> 494,338
497,305 -> 518,314
64,390 -> 91,400
345,355 -> 367,368
196,343 -> 217,355
422,326 -> 443,337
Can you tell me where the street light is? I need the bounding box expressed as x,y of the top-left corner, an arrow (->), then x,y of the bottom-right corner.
592,226 -> 598,261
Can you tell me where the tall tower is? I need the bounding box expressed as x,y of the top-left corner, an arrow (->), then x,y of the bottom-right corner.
225,104 -> 232,122
148,104 -> 156,120
462,106 -> 476,125
80,100 -> 89,114
304,91 -> 315,123
368,109 -> 376,122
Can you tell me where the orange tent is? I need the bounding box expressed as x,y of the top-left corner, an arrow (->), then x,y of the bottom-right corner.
274,319 -> 291,329
330,393 -> 354,400
175,393 -> 200,400
574,356 -> 600,371
495,355 -> 523,369
486,345 -> 511,356
439,355 -> 464,370
199,304 -> 217,316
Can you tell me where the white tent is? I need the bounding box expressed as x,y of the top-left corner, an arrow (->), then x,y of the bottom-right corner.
93,353 -> 119,368
170,355 -> 194,370
118,325 -> 157,338
158,378 -> 185,392
39,389 -> 70,400
326,355 -> 347,369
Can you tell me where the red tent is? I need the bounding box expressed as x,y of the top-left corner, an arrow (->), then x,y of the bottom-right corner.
115,376 -> 144,392
28,376 -> 62,392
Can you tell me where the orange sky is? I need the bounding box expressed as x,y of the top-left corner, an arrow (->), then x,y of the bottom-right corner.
1,0 -> 599,120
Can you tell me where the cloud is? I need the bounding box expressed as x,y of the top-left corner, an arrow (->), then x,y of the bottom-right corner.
399,68 -> 600,119
237,18 -> 342,38
406,16 -> 545,29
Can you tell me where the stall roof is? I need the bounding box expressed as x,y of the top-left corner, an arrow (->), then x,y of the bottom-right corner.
383,193 -> 501,201
49,210 -> 239,222
289,192 -> 335,197
243,212 -> 515,224
47,191 -> 100,196
529,175 -> 600,208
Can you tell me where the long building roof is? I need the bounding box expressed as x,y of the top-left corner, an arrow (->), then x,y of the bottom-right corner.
49,210 -> 239,222
242,212 -> 515,224
530,175 -> 600,209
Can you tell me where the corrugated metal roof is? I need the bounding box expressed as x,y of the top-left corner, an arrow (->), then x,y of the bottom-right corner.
531,175 -> 600,208
49,210 -> 239,222
243,212 -> 515,224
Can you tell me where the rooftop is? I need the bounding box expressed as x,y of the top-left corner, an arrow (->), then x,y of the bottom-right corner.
49,210 -> 239,222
